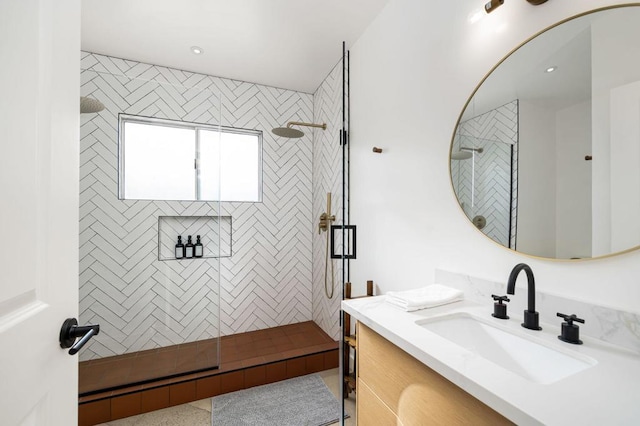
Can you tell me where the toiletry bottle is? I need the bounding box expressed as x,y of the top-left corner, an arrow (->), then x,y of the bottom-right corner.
175,236 -> 184,259
185,235 -> 194,258
194,235 -> 203,258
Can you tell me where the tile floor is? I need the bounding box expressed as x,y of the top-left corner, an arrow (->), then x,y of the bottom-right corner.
98,368 -> 356,426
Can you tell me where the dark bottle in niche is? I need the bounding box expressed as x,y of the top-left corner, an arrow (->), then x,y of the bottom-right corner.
175,236 -> 184,259
194,235 -> 203,258
185,235 -> 194,258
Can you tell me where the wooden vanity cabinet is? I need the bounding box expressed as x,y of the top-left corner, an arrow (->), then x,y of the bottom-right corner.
356,322 -> 513,425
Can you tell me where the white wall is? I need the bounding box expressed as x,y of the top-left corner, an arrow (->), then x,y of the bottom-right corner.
591,12 -> 640,255
349,0 -> 640,313
518,100 -> 557,258
517,98 -> 592,259
556,100 -> 592,258
610,81 -> 640,253
591,10 -> 640,255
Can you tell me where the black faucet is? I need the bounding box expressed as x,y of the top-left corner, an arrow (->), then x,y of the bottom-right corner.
506,263 -> 542,330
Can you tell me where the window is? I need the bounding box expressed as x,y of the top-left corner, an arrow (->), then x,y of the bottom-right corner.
119,115 -> 262,202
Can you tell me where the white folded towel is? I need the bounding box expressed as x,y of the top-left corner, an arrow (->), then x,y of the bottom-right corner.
386,284 -> 463,312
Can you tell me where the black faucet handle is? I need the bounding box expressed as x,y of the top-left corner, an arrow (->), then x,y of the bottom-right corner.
491,295 -> 510,320
491,294 -> 510,304
557,312 -> 584,345
557,312 -> 585,325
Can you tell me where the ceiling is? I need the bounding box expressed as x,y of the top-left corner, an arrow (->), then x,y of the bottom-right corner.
81,0 -> 390,94
463,14 -> 593,121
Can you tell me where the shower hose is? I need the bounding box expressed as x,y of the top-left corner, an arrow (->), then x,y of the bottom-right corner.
324,228 -> 334,299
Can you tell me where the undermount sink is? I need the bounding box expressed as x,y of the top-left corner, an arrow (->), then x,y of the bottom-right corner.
416,313 -> 597,384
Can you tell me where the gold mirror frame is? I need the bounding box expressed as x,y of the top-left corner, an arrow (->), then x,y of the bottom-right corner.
449,3 -> 640,262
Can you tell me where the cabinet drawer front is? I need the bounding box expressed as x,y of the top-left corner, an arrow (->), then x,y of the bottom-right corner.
357,380 -> 398,426
357,323 -> 512,426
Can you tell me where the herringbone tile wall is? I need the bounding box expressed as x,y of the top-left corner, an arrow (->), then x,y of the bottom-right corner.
452,100 -> 518,248
79,52 -> 315,360
312,59 -> 344,340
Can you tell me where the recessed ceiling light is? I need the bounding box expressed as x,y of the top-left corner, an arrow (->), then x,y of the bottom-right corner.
545,66 -> 557,73
191,46 -> 204,55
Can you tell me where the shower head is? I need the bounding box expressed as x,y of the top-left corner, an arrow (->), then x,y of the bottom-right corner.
272,121 -> 327,139
272,126 -> 305,138
451,151 -> 473,160
461,147 -> 483,153
451,146 -> 483,160
80,96 -> 105,114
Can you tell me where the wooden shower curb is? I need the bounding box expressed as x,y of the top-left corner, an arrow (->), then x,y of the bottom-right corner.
78,346 -> 338,425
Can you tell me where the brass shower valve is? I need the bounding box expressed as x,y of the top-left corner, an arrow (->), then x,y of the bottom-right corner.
318,213 -> 336,233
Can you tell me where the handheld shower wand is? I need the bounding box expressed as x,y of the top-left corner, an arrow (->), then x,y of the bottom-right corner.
319,193 -> 336,299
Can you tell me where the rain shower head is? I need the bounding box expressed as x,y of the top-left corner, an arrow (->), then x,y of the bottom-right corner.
272,121 -> 326,139
451,151 -> 473,160
80,96 -> 105,114
272,126 -> 305,138
451,146 -> 483,160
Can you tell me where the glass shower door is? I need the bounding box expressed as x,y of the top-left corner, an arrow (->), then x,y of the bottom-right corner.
340,41 -> 351,426
78,66 -> 221,395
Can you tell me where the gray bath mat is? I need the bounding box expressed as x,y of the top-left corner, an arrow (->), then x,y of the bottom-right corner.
212,373 -> 346,426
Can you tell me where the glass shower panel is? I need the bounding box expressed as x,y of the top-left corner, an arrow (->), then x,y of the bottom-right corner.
340,42 -> 350,426
78,68 -> 221,395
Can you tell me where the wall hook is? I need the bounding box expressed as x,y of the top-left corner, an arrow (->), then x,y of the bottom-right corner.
372,147 -> 383,153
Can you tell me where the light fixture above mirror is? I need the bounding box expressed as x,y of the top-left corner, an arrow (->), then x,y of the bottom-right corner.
486,0 -> 549,15
485,0 -> 504,14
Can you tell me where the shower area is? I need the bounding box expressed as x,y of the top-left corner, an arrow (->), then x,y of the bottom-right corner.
451,100 -> 519,248
78,50 -> 350,423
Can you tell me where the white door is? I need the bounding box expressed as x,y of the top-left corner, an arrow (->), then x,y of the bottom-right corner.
0,0 -> 81,425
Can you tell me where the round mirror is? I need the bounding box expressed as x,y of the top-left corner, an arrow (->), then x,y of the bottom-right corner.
451,5 -> 640,260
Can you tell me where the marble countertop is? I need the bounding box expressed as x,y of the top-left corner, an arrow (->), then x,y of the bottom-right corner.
342,296 -> 640,425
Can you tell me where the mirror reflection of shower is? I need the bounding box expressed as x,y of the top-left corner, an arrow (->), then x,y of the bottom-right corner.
451,99 -> 519,250
451,146 -> 483,160
452,146 -> 483,209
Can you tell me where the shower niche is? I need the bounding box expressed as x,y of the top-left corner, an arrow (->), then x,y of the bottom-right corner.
158,215 -> 232,261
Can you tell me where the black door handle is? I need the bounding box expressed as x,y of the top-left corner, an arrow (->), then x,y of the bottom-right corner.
59,318 -> 100,355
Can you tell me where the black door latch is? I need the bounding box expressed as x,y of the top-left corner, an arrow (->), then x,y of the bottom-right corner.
59,318 -> 100,355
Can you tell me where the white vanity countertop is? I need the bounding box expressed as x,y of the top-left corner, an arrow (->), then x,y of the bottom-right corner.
342,296 -> 640,426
